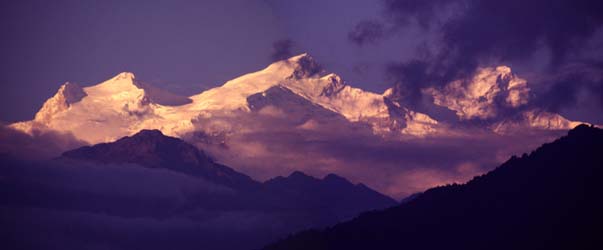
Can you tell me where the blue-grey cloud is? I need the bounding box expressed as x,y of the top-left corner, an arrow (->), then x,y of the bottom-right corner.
271,39 -> 296,62
348,20 -> 387,46
361,0 -> 603,122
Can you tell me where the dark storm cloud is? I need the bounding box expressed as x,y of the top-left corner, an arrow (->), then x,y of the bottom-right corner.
383,0 -> 603,66
532,61 -> 603,113
270,39 -> 295,62
361,0 -> 603,118
536,74 -> 583,113
348,20 -> 387,46
385,60 -> 431,106
383,0 -> 458,29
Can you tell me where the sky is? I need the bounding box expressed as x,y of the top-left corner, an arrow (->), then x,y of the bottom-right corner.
2,2 -> 603,249
1,0 -> 602,124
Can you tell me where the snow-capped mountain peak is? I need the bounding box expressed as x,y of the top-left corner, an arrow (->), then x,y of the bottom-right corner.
10,54 -> 590,146
114,71 -> 136,80
33,82 -> 87,124
492,109 -> 585,134
86,72 -> 140,95
421,65 -> 592,133
424,66 -> 530,120
187,53 -> 323,112
281,52 -> 309,64
11,70 -> 190,143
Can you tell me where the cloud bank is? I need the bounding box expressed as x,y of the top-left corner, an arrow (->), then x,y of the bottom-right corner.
0,124 -> 86,159
0,157 -> 301,250
353,0 -> 603,123
185,102 -> 567,199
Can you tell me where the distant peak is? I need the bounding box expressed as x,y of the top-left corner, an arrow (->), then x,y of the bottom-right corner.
112,72 -> 136,81
110,129 -> 175,145
287,53 -> 310,62
278,53 -> 317,66
323,173 -> 351,184
319,73 -> 346,96
289,170 -> 312,178
59,128 -> 257,188
569,123 -> 599,137
57,82 -> 87,104
134,129 -> 165,137
32,81 -> 88,123
123,129 -> 174,142
494,65 -> 512,74
60,81 -> 76,88
270,53 -> 311,65
321,73 -> 342,83
285,171 -> 325,182
382,87 -> 394,97
89,72 -> 140,91
288,53 -> 323,79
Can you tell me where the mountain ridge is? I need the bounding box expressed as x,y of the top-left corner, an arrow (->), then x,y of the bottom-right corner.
11,53 -> 587,146
0,127 -> 397,250
57,129 -> 397,212
5,53 -> 595,200
59,129 -> 255,188
262,124 -> 603,250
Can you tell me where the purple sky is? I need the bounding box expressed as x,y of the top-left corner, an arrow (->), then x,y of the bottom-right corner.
1,0 -> 602,124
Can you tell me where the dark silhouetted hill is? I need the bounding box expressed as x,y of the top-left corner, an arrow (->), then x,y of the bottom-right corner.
1,129 -> 396,249
262,124 -> 603,250
58,130 -> 396,215
60,129 -> 255,188
261,171 -> 396,222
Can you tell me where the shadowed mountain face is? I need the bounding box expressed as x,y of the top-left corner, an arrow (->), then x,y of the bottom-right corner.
1,129 -> 396,250
60,129 -> 255,188
62,129 -> 211,168
261,171 -> 397,222
263,124 -> 603,250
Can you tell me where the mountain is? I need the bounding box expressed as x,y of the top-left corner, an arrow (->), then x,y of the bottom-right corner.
58,129 -> 396,210
491,109 -> 584,134
262,171 -> 397,222
59,129 -> 255,188
422,65 -> 593,133
262,124 -> 603,250
424,66 -> 530,120
10,72 -> 196,144
10,54 -> 441,145
2,129 -> 396,250
11,54 -> 590,144
6,53 -> 594,199
58,129 -> 396,216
